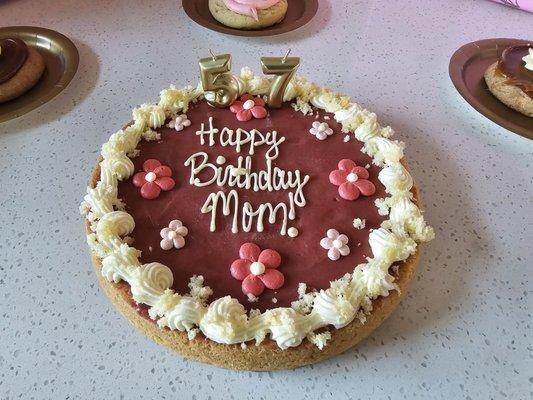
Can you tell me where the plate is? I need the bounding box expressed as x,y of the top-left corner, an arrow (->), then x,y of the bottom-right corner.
0,26 -> 79,123
182,0 -> 318,37
449,38 -> 532,140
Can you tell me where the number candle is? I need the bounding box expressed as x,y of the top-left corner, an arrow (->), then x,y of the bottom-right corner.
199,50 -> 240,108
261,49 -> 300,108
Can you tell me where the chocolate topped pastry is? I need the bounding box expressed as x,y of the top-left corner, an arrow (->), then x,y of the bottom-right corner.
485,44 -> 533,117
0,38 -> 29,83
0,37 -> 45,103
497,45 -> 533,94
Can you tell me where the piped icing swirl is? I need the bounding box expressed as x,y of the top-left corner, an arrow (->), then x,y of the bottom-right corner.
223,0 -> 281,21
80,69 -> 434,350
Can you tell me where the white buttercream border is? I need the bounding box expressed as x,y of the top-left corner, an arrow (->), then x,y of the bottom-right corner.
80,68 -> 434,350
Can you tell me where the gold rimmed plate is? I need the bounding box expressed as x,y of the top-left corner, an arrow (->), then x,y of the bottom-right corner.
449,38 -> 532,140
182,0 -> 318,37
0,26 -> 79,124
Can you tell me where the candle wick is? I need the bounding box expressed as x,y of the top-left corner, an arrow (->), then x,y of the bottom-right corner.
208,49 -> 217,61
282,48 -> 291,64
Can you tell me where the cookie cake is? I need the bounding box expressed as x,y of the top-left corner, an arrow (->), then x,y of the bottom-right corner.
81,59 -> 434,370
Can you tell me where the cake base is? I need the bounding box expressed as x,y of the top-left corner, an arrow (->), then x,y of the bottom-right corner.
86,160 -> 422,371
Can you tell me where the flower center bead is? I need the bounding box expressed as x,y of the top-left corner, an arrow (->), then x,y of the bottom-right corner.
243,99 -> 255,110
318,123 -> 327,132
168,230 -> 177,239
346,172 -> 358,182
145,172 -> 157,182
250,261 -> 266,276
332,239 -> 343,248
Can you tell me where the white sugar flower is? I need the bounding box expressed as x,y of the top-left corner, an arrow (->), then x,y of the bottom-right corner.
160,220 -> 188,250
320,229 -> 350,261
309,121 -> 333,140
168,114 -> 191,132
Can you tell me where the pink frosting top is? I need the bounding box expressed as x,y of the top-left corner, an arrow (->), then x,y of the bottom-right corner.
223,0 -> 281,21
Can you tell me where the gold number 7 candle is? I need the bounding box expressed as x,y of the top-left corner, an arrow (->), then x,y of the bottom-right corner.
261,49 -> 300,108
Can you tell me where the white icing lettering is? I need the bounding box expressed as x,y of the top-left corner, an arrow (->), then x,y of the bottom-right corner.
188,119 -> 310,236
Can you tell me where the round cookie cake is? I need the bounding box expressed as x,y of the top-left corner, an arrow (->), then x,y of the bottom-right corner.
81,68 -> 434,370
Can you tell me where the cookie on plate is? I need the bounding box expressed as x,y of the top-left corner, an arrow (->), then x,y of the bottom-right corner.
209,0 -> 288,30
484,45 -> 533,117
0,38 -> 45,104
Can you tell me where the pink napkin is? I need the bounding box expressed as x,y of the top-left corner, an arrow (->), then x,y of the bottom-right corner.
488,0 -> 533,12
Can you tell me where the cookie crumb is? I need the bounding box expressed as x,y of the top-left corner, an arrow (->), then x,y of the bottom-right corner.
127,149 -> 140,158
187,328 -> 199,341
188,275 -> 213,302
375,198 -> 389,216
297,283 -> 307,297
291,283 -> 316,314
381,126 -> 394,138
343,135 -> 350,143
240,342 -> 247,350
356,311 -> 367,324
324,115 -> 330,120
247,293 -> 259,303
307,331 -> 332,350
353,218 -> 366,230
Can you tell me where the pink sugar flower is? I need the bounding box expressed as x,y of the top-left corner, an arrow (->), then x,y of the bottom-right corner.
229,94 -> 267,122
230,243 -> 284,296
320,229 -> 350,261
160,220 -> 188,250
167,114 -> 191,132
329,159 -> 376,201
132,159 -> 176,199
309,121 -> 333,140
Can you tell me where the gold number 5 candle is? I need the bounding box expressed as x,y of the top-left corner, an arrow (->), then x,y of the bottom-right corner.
199,51 -> 240,108
261,49 -> 300,108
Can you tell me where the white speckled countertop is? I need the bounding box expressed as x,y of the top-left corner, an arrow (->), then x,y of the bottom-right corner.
0,0 -> 531,398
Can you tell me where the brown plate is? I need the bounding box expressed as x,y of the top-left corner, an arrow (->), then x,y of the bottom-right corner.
449,38 -> 532,140
182,0 -> 318,37
0,26 -> 79,123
